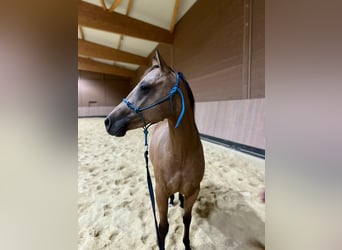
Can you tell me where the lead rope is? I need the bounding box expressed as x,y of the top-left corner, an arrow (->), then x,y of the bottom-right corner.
143,126 -> 163,249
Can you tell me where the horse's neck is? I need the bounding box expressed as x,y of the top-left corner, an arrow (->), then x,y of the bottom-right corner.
167,106 -> 200,154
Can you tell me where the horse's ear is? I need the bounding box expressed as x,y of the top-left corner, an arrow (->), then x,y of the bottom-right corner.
152,53 -> 158,67
153,49 -> 170,72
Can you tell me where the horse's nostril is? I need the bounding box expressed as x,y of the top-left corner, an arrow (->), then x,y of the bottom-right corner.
104,117 -> 111,130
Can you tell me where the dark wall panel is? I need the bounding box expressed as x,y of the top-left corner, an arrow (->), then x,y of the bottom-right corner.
78,70 -> 131,107
250,0 -> 265,98
173,0 -> 245,101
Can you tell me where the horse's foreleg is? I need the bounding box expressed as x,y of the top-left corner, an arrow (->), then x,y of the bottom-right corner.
179,193 -> 184,208
156,186 -> 169,249
182,188 -> 200,250
169,193 -> 184,207
169,194 -> 175,206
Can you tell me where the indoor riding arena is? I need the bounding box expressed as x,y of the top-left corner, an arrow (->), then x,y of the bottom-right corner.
78,0 -> 265,249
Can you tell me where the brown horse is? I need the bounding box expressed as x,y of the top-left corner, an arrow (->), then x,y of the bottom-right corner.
104,50 -> 205,250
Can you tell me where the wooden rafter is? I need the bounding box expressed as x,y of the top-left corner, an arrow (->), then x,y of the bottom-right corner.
170,0 -> 180,33
78,39 -> 148,65
126,0 -> 134,14
117,0 -> 134,50
78,57 -> 136,78
78,1 -> 173,44
117,36 -> 124,50
108,0 -> 123,12
99,0 -> 106,10
78,25 -> 85,40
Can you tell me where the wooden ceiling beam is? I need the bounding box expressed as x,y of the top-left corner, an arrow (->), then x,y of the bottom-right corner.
78,0 -> 173,44
170,0 -> 180,33
78,57 -> 136,78
78,39 -> 148,65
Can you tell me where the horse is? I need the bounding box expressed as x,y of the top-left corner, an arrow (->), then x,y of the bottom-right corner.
104,50 -> 205,250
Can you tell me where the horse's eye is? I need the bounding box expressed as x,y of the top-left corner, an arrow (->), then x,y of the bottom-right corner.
140,84 -> 150,92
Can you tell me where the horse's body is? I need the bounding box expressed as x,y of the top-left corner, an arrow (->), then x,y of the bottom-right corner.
105,50 -> 205,249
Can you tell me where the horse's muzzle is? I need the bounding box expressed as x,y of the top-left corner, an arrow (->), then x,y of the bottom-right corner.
104,116 -> 130,137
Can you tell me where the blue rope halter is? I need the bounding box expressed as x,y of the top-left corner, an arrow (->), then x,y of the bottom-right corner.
122,72 -> 186,250
123,72 -> 186,129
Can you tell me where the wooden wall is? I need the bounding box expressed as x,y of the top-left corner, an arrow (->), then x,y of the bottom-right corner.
173,0 -> 265,149
132,0 -> 265,102
195,98 -> 265,149
173,0 -> 245,101
250,0 -> 265,98
78,70 -> 131,116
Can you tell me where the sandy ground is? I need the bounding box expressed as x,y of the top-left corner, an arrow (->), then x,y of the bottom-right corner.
78,118 -> 265,250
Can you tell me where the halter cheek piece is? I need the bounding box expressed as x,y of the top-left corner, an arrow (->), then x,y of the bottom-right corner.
123,72 -> 186,130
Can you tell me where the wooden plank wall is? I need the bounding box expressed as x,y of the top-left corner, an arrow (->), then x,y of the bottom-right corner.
173,0 -> 245,101
173,0 -> 265,148
78,70 -> 131,116
250,0 -> 265,98
132,0 -> 265,102
195,99 -> 265,149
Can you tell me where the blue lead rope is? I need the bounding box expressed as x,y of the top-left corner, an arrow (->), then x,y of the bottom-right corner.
144,140 -> 163,249
169,81 -> 185,128
122,72 -> 186,250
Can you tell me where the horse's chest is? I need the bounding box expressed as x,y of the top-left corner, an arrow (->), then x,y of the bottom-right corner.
151,150 -> 203,181
149,125 -> 204,192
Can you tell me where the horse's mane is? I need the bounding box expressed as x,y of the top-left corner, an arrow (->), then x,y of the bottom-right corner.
179,73 -> 195,112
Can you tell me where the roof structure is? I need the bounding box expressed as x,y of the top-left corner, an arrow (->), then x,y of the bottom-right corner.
78,0 -> 197,78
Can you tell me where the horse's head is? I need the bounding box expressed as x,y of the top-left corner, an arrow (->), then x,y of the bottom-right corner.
105,50 -> 178,137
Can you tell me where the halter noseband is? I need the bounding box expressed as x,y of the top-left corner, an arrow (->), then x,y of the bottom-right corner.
123,72 -> 186,129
